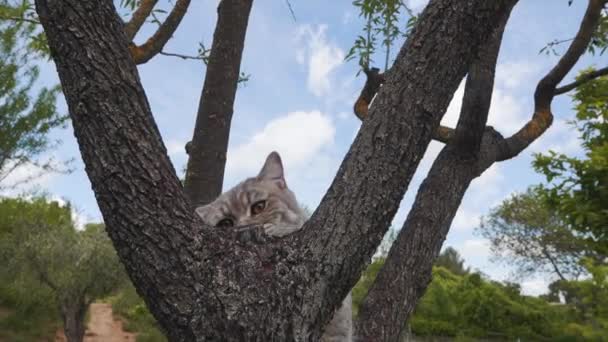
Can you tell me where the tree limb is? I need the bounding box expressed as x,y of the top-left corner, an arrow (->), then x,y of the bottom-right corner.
183,0 -> 253,206
124,0 -> 158,41
554,65 -> 608,95
160,50 -> 204,60
497,0 -> 606,161
128,0 -> 191,64
353,67 -> 385,120
0,15 -> 40,24
355,7 -> 511,338
433,125 -> 455,143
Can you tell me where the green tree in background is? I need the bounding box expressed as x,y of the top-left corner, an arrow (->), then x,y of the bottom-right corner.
0,197 -> 126,342
434,246 -> 470,276
478,72 -> 608,339
534,73 -> 608,257
0,0 -> 65,190
479,187 -> 588,281
352,259 -> 578,340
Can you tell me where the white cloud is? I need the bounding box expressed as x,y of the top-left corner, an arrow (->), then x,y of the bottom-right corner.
441,81 -> 465,128
407,0 -> 429,12
166,139 -> 186,157
460,238 -> 491,259
452,208 -> 482,232
226,111 -> 335,177
442,81 -> 526,136
487,88 -> 527,135
521,278 -> 549,296
0,159 -> 59,196
470,164 -> 504,204
495,61 -> 540,90
50,195 -> 92,230
295,24 -> 345,97
342,11 -> 354,25
528,118 -> 582,156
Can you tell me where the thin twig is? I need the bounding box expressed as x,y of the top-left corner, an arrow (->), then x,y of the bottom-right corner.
285,0 -> 296,22
0,15 -> 40,24
554,66 -> 608,95
160,50 -> 203,60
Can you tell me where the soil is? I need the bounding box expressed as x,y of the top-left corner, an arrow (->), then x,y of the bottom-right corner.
55,303 -> 136,342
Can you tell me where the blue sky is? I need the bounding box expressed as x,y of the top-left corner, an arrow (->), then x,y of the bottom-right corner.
4,0 -> 604,295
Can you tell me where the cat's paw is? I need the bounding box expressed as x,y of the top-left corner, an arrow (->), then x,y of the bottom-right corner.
263,223 -> 302,237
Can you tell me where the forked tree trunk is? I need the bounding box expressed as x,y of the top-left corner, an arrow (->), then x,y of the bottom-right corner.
35,0 -> 516,340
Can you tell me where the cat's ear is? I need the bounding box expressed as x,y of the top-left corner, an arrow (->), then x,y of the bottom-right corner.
257,151 -> 286,188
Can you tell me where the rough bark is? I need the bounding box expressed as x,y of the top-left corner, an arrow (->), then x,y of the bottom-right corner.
61,298 -> 87,342
299,0 -> 517,336
355,1 -> 604,340
355,8 -> 512,338
35,0 -> 516,340
183,0 -> 253,206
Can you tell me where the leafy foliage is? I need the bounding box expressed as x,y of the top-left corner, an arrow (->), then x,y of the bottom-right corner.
533,73 -> 608,256
0,197 -> 127,341
0,2 -> 66,189
346,0 -> 417,71
435,247 -> 470,276
110,283 -> 167,342
478,187 -> 588,281
353,251 -> 607,339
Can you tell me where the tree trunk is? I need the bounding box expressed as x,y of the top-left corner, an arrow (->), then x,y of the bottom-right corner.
354,6 -> 513,335
61,298 -> 88,342
184,0 -> 253,206
34,0 -> 515,340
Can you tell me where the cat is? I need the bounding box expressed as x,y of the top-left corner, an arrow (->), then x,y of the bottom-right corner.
195,151 -> 353,342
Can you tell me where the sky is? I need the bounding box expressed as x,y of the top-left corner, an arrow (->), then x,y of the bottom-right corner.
3,0 -> 605,296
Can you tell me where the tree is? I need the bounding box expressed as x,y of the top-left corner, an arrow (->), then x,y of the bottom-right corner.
0,1 -> 65,189
479,187 -> 589,281
435,247 -> 470,276
29,0 -> 608,340
0,197 -> 126,342
534,72 -> 608,257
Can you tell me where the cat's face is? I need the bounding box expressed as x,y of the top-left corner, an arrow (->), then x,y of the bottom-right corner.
195,152 -> 305,231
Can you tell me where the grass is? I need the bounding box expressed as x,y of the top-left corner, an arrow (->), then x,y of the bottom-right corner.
108,284 -> 166,342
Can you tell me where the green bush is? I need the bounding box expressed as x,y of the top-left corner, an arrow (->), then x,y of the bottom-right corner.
110,283 -> 166,342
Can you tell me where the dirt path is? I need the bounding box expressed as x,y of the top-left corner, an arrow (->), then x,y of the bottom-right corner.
84,303 -> 136,342
55,303 -> 136,342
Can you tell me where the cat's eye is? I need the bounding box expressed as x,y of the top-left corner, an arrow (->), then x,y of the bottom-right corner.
216,218 -> 234,228
250,200 -> 266,216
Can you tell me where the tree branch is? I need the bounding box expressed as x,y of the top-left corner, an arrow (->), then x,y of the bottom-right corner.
183,0 -> 253,206
554,65 -> 608,95
353,67 -> 385,120
497,0 -> 606,161
128,0 -> 191,64
298,1 -> 517,338
160,50 -> 204,60
124,0 -> 158,41
353,70 -> 459,145
355,7 -> 511,338
0,15 -> 40,24
433,125 -> 455,143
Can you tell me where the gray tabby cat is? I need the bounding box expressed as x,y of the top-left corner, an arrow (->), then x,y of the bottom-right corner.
195,151 -> 353,342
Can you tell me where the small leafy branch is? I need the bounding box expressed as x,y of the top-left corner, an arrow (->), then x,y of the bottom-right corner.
345,0 -> 417,72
